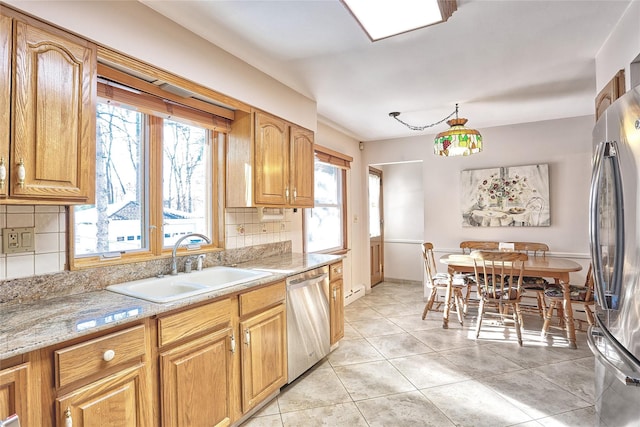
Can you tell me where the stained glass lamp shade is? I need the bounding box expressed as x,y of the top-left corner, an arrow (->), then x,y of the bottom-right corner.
434,117 -> 483,156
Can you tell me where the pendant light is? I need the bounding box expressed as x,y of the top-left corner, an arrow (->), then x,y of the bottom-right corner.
389,103 -> 483,157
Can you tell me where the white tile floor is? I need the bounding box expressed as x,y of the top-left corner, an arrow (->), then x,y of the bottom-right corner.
243,281 -> 595,427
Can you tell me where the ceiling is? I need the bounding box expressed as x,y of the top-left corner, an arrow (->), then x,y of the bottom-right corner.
140,0 -> 631,142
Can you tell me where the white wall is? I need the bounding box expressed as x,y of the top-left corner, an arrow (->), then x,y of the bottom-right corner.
378,162 -> 424,282
361,115 -> 594,286
596,1 -> 640,92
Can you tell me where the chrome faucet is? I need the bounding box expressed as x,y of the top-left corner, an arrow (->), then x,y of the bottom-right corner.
170,233 -> 211,275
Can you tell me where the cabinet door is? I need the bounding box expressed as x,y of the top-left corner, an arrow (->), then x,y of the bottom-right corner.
595,69 -> 625,121
240,303 -> 287,413
11,18 -> 96,202
330,279 -> 345,344
56,364 -> 151,427
0,363 -> 30,425
0,14 -> 10,199
254,112 -> 289,206
289,125 -> 314,207
159,328 -> 234,427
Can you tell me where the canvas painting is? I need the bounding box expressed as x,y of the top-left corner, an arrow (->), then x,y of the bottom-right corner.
461,164 -> 550,227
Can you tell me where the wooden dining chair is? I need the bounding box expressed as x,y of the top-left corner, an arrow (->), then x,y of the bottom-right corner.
541,264 -> 595,348
513,242 -> 550,318
422,242 -> 467,328
471,250 -> 529,346
460,241 -> 499,254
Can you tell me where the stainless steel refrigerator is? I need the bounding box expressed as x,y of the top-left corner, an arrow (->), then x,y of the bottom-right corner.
589,84 -> 640,426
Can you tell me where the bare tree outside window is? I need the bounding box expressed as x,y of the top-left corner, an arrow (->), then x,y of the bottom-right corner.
162,120 -> 210,247
75,103 -> 144,256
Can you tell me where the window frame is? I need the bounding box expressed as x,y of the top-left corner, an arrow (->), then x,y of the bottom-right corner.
303,145 -> 352,255
70,66 -> 229,270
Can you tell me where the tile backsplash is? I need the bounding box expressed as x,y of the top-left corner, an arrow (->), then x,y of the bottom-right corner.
225,207 -> 293,249
0,206 -> 293,281
0,205 -> 67,280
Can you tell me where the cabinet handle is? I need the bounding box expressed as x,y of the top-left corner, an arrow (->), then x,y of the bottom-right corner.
102,349 -> 116,362
0,157 -> 6,189
293,188 -> 297,200
17,158 -> 25,188
333,287 -> 337,301
244,328 -> 250,346
285,187 -> 289,199
64,407 -> 72,427
230,334 -> 236,353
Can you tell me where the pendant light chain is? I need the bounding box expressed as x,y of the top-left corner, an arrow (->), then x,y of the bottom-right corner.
389,104 -> 459,131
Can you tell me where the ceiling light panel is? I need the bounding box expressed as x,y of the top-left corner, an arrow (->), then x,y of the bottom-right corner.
342,0 -> 443,41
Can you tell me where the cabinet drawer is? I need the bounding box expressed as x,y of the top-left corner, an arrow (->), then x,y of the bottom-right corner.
158,297 -> 232,348
55,325 -> 145,389
329,262 -> 343,282
239,281 -> 286,317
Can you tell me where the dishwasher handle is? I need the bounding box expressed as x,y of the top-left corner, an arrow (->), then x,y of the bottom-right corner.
287,273 -> 328,290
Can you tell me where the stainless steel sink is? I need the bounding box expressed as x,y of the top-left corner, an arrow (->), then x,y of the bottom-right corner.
107,266 -> 272,303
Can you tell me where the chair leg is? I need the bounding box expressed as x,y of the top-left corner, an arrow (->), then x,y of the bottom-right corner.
541,300 -> 557,337
585,304 -> 595,326
514,303 -> 523,346
536,291 -> 546,318
453,288 -> 464,326
475,299 -> 485,339
422,287 -> 438,320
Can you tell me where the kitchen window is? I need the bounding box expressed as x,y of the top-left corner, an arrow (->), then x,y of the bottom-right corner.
71,71 -> 228,268
304,145 -> 352,254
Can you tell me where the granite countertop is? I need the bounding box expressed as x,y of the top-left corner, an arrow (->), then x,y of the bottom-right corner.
0,252 -> 341,360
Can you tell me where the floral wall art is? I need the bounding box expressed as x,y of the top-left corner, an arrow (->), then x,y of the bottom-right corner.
460,164 -> 550,227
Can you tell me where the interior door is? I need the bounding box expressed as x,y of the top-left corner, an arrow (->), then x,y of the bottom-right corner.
369,167 -> 384,286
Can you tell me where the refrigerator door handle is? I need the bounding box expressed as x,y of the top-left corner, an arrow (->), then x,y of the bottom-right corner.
589,141 -> 609,307
589,140 -> 625,310
588,324 -> 640,387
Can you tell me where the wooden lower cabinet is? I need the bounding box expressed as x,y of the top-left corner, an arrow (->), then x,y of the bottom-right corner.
0,362 -> 31,425
55,364 -> 150,427
159,328 -> 234,427
13,280 -> 295,425
240,303 -> 287,413
330,279 -> 345,345
329,261 -> 345,345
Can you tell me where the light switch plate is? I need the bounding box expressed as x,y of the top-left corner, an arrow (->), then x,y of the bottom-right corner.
2,227 -> 35,254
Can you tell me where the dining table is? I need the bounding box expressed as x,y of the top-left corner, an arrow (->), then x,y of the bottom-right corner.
439,253 -> 583,348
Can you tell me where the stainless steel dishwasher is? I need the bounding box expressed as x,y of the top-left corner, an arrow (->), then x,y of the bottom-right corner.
286,265 -> 330,383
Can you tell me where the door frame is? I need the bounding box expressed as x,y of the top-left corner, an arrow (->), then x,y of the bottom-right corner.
369,166 -> 384,286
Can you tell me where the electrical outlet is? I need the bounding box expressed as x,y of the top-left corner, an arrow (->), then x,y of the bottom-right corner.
2,227 -> 35,254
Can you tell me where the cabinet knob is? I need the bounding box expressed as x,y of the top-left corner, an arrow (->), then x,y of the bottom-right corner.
0,158 -> 6,189
103,349 -> 116,362
17,158 -> 25,189
64,407 -> 73,427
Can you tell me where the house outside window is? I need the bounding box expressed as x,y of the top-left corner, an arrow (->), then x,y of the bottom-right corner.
71,72 -> 227,267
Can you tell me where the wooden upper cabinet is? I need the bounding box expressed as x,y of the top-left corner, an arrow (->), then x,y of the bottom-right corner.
595,69 -> 625,122
227,110 -> 314,208
254,112 -> 289,206
0,14 -> 10,199
289,124 -> 314,208
9,15 -> 96,203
